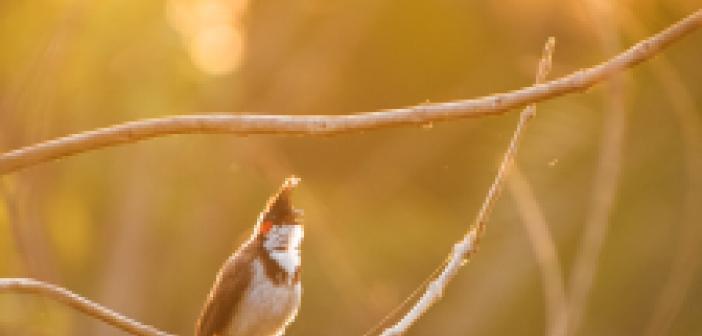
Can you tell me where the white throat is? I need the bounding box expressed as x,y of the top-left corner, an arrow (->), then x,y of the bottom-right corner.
263,225 -> 303,275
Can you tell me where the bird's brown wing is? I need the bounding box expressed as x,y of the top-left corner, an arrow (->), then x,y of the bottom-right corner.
196,249 -> 253,336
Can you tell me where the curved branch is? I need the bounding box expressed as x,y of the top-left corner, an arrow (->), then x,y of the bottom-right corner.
0,278 -> 174,336
1,9 -> 701,175
379,36 -> 556,336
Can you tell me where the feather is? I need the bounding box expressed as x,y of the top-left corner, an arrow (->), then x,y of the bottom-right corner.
196,241 -> 256,336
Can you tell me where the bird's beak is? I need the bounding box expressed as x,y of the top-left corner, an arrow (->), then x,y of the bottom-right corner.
282,176 -> 301,190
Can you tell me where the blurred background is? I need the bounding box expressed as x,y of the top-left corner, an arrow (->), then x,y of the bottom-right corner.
1,0 -> 701,335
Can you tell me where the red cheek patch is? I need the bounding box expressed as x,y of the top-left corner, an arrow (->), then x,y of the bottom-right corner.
259,220 -> 273,235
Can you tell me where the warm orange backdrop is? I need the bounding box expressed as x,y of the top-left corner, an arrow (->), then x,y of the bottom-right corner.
1,1 -> 701,335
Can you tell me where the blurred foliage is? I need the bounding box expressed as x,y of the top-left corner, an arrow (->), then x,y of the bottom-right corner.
1,0 -> 701,335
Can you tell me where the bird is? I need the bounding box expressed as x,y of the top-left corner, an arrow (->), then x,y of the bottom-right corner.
196,176 -> 304,336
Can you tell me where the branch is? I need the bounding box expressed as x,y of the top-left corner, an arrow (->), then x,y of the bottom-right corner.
1,9 -> 701,175
379,37 -> 556,336
0,278 -> 174,336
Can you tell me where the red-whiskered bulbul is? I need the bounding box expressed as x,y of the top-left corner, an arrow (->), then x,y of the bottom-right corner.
196,176 -> 303,336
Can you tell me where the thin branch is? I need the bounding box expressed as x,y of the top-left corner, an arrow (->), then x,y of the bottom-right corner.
1,9 -> 701,175
507,168 -> 567,336
379,37 -> 556,336
0,278 -> 173,336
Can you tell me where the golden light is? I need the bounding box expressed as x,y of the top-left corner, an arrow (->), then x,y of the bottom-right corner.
189,24 -> 244,76
166,0 -> 249,76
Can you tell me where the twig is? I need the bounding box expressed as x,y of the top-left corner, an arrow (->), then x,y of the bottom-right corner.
0,278 -> 174,336
1,9 -> 701,175
378,37 -> 556,336
507,168 -> 567,336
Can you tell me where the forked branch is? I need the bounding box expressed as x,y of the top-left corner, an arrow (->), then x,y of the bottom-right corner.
0,9 -> 700,174
379,37 -> 556,336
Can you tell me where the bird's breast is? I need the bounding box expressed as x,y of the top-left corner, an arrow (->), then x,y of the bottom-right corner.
228,259 -> 301,336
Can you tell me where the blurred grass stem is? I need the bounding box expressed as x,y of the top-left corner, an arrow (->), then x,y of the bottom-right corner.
507,168 -> 567,336
566,2 -> 627,334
